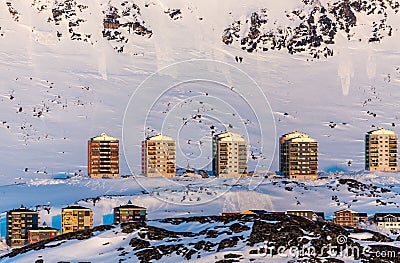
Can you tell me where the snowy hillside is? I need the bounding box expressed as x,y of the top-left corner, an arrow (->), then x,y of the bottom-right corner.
10,171 -> 400,215
2,213 -> 400,262
0,0 -> 399,181
2,172 -> 400,233
1,171 -> 400,260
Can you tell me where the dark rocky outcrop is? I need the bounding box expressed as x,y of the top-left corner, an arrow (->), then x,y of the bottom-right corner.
223,0 -> 398,59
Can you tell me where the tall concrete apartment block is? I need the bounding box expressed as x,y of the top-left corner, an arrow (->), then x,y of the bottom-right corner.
280,131 -> 318,180
88,133 -> 119,178
61,205 -> 93,234
6,206 -> 39,247
365,128 -> 398,172
142,134 -> 176,177
212,131 -> 247,177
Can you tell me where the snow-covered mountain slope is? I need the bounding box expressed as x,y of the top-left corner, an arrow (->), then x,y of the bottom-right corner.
0,0 -> 399,181
1,172 -> 400,227
1,172 -> 400,260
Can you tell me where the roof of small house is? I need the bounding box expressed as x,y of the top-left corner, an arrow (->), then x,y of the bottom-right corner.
248,210 -> 269,215
29,226 -> 59,232
374,213 -> 400,218
334,209 -> 358,214
287,210 -> 314,213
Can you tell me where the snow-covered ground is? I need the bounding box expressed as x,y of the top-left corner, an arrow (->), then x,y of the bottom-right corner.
1,171 -> 400,231
0,0 -> 399,181
2,209 -> 399,263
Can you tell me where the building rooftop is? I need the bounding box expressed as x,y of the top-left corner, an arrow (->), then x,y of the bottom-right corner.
117,204 -> 147,210
281,131 -> 316,142
116,200 -> 146,210
214,131 -> 246,142
146,134 -> 174,141
287,210 -> 314,212
367,127 -> 396,135
62,205 -> 91,211
334,209 -> 357,214
374,212 -> 400,217
30,225 -> 59,232
290,137 -> 317,143
90,133 -> 118,142
8,207 -> 37,213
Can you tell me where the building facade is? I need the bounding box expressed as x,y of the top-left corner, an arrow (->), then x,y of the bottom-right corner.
113,201 -> 147,224
61,206 -> 93,234
365,128 -> 398,172
287,210 -> 325,221
374,213 -> 400,230
6,207 -> 39,247
88,133 -> 119,178
28,223 -> 60,245
279,131 -> 318,180
142,134 -> 176,177
333,209 -> 364,227
212,132 -> 247,177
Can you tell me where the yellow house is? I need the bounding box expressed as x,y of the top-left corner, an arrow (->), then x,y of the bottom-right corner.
61,205 -> 93,234
241,210 -> 268,215
241,210 -> 256,215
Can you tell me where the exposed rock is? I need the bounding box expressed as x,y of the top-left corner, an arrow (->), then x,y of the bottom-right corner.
129,237 -> 150,250
217,236 -> 240,251
222,0 -> 397,59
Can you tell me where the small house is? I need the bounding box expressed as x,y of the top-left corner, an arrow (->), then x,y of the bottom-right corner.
334,209 -> 365,227
28,222 -> 59,244
241,210 -> 268,215
374,213 -> 400,229
221,212 -> 241,217
287,210 -> 325,221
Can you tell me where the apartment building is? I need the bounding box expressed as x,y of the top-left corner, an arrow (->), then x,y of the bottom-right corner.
113,201 -> 147,224
6,206 -> 39,247
212,131 -> 247,177
88,133 -> 119,178
142,134 -> 176,177
61,205 -> 93,234
365,128 -> 398,172
279,131 -> 318,180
